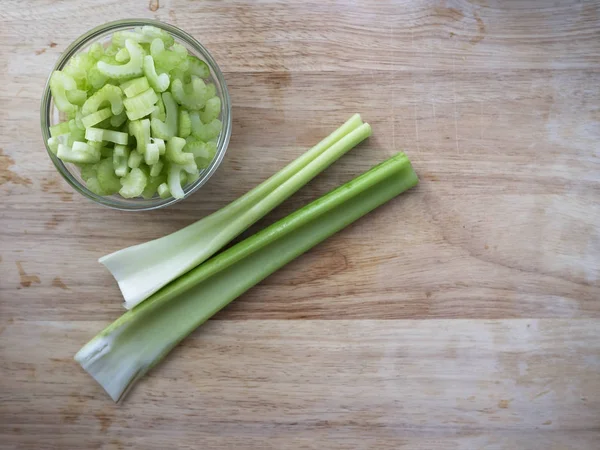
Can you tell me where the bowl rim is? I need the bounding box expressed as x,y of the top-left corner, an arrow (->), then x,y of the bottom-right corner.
40,18 -> 232,211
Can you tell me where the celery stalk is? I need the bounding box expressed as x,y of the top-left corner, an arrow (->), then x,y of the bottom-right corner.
100,114 -> 367,309
76,152 -> 418,401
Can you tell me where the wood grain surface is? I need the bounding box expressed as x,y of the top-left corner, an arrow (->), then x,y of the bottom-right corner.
1,1 -> 599,449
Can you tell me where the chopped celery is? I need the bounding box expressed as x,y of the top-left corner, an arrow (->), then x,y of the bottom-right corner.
185,139 -> 216,168
167,164 -> 186,199
113,145 -> 130,177
110,110 -> 128,128
49,121 -> 70,137
171,76 -> 207,110
128,150 -> 143,169
119,167 -> 147,198
97,40 -> 144,80
150,160 -> 164,177
81,107 -> 112,128
157,182 -> 170,198
100,114 -> 368,308
141,26 -> 175,47
145,143 -> 160,165
85,127 -> 129,145
77,152 -> 418,401
66,89 -> 87,106
123,88 -> 158,120
151,137 -> 166,155
89,42 -> 104,60
86,177 -> 109,196
57,142 -> 101,164
80,163 -> 98,182
199,96 -> 221,123
143,55 -> 170,93
50,71 -> 78,113
82,84 -> 124,116
47,137 -> 59,155
97,158 -> 122,194
129,119 -> 151,158
178,109 -> 191,138
187,55 -> 210,78
165,136 -> 194,166
115,47 -> 129,63
150,92 -> 178,139
142,174 -> 167,199
190,114 -> 222,141
120,76 -> 150,98
151,95 -> 166,121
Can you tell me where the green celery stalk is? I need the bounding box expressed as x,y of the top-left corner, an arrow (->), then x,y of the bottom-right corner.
100,114 -> 368,309
76,152 -> 418,401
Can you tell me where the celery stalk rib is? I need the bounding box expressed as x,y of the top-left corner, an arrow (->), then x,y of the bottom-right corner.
99,114 -> 368,309
76,152 -> 418,401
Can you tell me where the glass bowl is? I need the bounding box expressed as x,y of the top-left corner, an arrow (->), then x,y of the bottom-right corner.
40,19 -> 231,211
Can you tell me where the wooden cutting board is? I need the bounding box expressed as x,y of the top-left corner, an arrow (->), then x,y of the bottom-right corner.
1,1 -> 599,449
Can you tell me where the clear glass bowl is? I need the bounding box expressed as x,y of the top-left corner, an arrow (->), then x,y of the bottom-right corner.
40,19 -> 231,211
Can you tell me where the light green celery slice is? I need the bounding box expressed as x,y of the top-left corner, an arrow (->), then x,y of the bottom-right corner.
124,88 -> 158,121
49,121 -> 70,137
96,158 -> 121,194
80,163 -> 98,182
57,142 -> 101,164
110,111 -> 128,128
141,26 -> 174,47
179,109 -> 191,138
119,167 -> 147,198
66,89 -> 87,106
85,128 -> 129,145
166,136 -> 194,166
150,160 -> 164,177
82,107 -> 113,128
170,76 -> 207,110
199,96 -> 221,124
150,92 -> 178,140
47,137 -> 59,155
187,55 -> 209,78
82,84 -> 124,116
99,114 -> 366,309
121,76 -> 150,98
184,139 -> 216,168
128,150 -> 143,169
76,152 -> 418,401
97,40 -> 144,80
142,174 -> 167,199
113,145 -> 130,177
151,137 -> 166,155
115,47 -> 129,63
87,177 -> 109,196
89,42 -> 104,60
145,143 -> 160,166
157,182 -> 170,198
129,119 -> 151,159
190,116 -> 222,141
143,55 -> 170,93
151,95 -> 166,121
167,164 -> 186,199
49,71 -> 78,113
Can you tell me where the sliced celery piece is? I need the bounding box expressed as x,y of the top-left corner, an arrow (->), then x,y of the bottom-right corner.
110,110 -> 128,128
151,95 -> 166,121
190,115 -> 222,141
89,42 -> 104,60
47,137 -> 59,155
97,40 -> 144,80
129,119 -> 151,158
150,160 -> 164,177
49,121 -> 70,137
77,152 -> 418,401
185,139 -> 216,168
81,107 -> 113,128
199,96 -> 221,124
150,92 -> 178,140
113,145 -> 130,177
142,174 -> 167,199
57,142 -> 101,164
143,55 -> 170,93
157,182 -> 170,198
171,76 -> 207,110
82,84 -> 124,116
167,164 -> 186,199
141,26 -> 174,47
151,39 -> 187,72
120,76 -> 150,98
100,114 -> 367,308
49,71 -> 77,113
179,109 -> 191,138
165,136 -> 194,166
187,55 -> 210,78
87,177 -> 109,196
151,137 -> 166,155
128,150 -> 143,169
145,143 -> 160,165
119,167 -> 147,198
115,47 -> 130,63
66,89 -> 87,106
123,88 -> 158,120
97,158 -> 122,194
80,163 -> 98,182
85,127 -> 129,145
